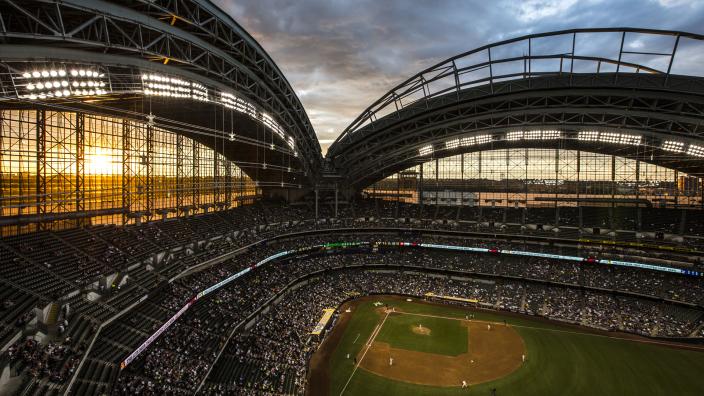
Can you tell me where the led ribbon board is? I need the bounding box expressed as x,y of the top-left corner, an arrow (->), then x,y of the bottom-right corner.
418,243 -> 701,276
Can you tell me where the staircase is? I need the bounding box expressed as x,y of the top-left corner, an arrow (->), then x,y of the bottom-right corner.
45,303 -> 60,327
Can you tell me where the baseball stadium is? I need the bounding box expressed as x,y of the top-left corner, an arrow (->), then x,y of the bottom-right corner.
0,1 -> 704,395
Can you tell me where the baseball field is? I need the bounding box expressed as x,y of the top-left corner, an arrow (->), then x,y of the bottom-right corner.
307,295 -> 704,396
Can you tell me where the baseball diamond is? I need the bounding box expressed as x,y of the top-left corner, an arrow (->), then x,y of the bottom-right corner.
309,296 -> 704,396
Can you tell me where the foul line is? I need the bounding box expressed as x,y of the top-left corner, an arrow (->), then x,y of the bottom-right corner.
339,311 -> 390,396
394,311 -> 704,352
352,333 -> 361,344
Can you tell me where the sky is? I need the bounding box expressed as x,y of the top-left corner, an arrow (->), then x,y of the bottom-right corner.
213,0 -> 704,154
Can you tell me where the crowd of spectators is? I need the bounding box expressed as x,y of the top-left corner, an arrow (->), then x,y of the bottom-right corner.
6,337 -> 79,384
108,241 -> 704,395
4,199 -> 704,395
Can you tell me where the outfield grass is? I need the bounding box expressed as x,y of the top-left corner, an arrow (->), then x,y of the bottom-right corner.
328,296 -> 704,396
375,313 -> 468,356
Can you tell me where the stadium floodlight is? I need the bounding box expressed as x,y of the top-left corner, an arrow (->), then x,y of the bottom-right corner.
221,91 -> 294,150
20,66 -> 109,99
475,134 -> 492,144
541,130 -> 561,139
506,131 -> 523,141
614,134 -> 641,145
577,131 -> 640,145
419,145 -> 434,156
578,131 -> 599,141
662,141 -> 685,153
599,132 -> 621,144
507,130 -> 561,141
524,130 -> 541,140
687,144 -> 704,158
446,138 -> 461,150
448,134 -> 494,147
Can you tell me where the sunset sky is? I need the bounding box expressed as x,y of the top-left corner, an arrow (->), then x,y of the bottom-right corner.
214,0 -> 704,153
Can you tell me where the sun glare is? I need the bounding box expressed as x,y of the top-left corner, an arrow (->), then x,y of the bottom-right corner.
86,148 -> 115,174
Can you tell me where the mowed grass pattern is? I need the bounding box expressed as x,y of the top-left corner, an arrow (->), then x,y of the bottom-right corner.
328,297 -> 704,396
375,314 -> 468,356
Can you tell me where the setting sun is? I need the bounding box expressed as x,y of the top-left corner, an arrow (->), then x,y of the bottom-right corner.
86,148 -> 115,174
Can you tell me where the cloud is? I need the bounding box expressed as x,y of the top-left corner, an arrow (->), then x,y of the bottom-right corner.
512,0 -> 580,23
213,0 -> 704,156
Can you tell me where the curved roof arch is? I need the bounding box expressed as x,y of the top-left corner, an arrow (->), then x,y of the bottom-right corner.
0,0 -> 323,185
327,28 -> 704,189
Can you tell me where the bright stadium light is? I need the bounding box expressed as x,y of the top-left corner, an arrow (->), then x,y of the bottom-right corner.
506,131 -> 523,141
20,66 -> 110,99
577,131 -> 640,145
507,130 -> 561,141
446,138 -> 460,150
474,135 -> 492,145
578,131 -> 599,141
142,73 -> 209,101
524,130 -> 541,140
541,130 -> 561,139
599,132 -> 620,144
419,145 -> 434,156
220,91 -> 296,151
662,141 -> 685,153
687,144 -> 704,157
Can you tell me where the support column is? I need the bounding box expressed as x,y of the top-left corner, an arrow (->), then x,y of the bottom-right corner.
611,155 -> 616,230
478,151 -> 482,222
35,110 -> 47,230
193,140 -> 200,209
674,170 -> 679,209
35,110 -> 46,231
435,158 -> 439,208
554,149 -> 559,225
213,151 -> 220,205
225,161 -> 232,206
334,185 -> 338,218
75,113 -> 85,221
176,134 -> 184,211
577,151 -> 582,229
635,159 -> 640,204
145,124 -> 154,221
315,187 -> 319,219
122,120 -> 131,224
419,164 -> 424,212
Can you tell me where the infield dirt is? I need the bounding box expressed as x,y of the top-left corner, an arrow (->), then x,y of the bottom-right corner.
358,310 -> 525,387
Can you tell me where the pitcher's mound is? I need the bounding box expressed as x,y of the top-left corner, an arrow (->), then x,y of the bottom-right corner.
412,325 -> 431,336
